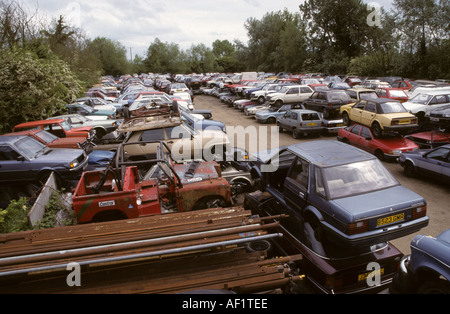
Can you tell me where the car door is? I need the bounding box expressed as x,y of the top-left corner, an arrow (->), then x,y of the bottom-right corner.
286,87 -> 300,103
283,156 -> 310,212
279,111 -> 291,130
416,147 -> 450,179
360,101 -> 377,126
349,100 -> 367,123
0,145 -> 28,182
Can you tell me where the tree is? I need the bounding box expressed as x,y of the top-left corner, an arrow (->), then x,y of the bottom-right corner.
0,46 -> 83,133
144,38 -> 187,73
212,39 -> 237,72
88,37 -> 130,76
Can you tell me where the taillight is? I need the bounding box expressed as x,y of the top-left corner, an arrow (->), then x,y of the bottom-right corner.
325,274 -> 343,290
412,205 -> 427,220
345,220 -> 369,235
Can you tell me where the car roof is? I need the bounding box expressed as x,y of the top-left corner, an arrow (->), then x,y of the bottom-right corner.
363,97 -> 401,104
14,119 -> 66,128
289,109 -> 322,114
0,135 -> 26,144
286,140 -> 374,167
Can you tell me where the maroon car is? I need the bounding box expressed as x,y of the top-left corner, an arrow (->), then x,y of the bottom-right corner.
337,123 -> 419,161
4,129 -> 92,153
13,119 -> 95,141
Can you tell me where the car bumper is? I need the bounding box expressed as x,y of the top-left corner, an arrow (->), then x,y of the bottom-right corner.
390,255 -> 417,293
321,216 -> 429,248
383,124 -> 419,133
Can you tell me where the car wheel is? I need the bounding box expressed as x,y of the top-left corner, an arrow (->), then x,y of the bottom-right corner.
372,122 -> 383,138
418,279 -> 450,294
375,149 -> 385,161
279,125 -> 284,133
292,128 -> 300,139
303,222 -> 326,256
342,112 -> 350,126
267,117 -> 276,124
258,96 -> 265,104
404,161 -> 416,178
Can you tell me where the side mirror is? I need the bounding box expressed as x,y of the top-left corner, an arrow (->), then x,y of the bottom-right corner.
17,155 -> 25,161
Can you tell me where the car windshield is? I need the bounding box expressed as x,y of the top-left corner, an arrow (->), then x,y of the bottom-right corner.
318,159 -> 399,199
279,86 -> 290,93
15,137 -> 47,159
329,91 -> 351,101
388,90 -> 407,98
360,91 -> 379,100
79,104 -> 94,112
60,121 -> 72,130
379,102 -> 408,113
35,130 -> 59,143
410,94 -> 432,104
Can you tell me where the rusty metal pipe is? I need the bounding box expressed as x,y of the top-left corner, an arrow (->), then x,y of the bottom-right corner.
0,233 -> 283,277
0,222 -> 279,267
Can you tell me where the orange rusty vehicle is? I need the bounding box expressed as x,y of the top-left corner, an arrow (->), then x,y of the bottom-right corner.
72,141 -> 233,223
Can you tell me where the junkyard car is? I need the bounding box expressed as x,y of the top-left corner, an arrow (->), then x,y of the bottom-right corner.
398,144 -> 450,183
266,85 -> 314,107
277,109 -> 324,138
403,92 -> 450,124
426,104 -> 450,129
255,103 -> 304,124
0,135 -> 88,184
3,129 -> 92,153
340,98 -> 418,138
337,124 -> 419,161
345,88 -> 379,102
65,102 -> 117,119
391,229 -> 450,294
118,114 -> 230,162
375,87 -> 409,103
248,140 -> 429,249
303,89 -> 353,119
50,114 -> 120,142
13,119 -> 95,141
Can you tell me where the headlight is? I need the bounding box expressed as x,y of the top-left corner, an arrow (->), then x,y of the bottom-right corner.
70,159 -> 79,168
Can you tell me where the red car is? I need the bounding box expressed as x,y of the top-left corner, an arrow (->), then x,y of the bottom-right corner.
376,87 -> 409,103
405,131 -> 450,149
337,123 -> 419,160
13,119 -> 95,140
3,129 -> 92,152
391,80 -> 413,91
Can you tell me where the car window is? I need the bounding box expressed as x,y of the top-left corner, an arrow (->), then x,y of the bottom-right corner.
351,124 -> 362,135
426,148 -> 450,162
365,102 -> 376,113
360,126 -> 372,139
291,112 -> 298,120
301,113 -> 320,121
288,157 -> 309,188
355,100 -> 367,109
0,145 -> 19,161
166,126 -> 192,139
140,128 -> 166,142
300,87 -> 312,93
287,87 -> 299,94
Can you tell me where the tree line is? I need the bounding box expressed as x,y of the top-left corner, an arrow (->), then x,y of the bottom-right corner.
0,0 -> 449,132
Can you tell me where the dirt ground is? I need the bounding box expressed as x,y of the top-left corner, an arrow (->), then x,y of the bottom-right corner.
194,94 -> 450,255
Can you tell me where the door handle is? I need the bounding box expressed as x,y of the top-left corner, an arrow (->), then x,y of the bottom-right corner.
299,191 -> 305,198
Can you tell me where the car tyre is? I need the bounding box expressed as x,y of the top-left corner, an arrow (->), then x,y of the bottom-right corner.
342,112 -> 350,126
404,161 -> 416,178
292,128 -> 300,139
418,279 -> 450,294
372,122 -> 383,139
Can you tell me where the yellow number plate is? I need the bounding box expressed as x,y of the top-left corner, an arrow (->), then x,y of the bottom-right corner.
377,213 -> 405,227
307,123 -> 317,126
358,268 -> 385,281
399,119 -> 411,124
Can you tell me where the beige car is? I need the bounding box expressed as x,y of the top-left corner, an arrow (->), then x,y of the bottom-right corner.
340,98 -> 418,138
119,115 -> 230,161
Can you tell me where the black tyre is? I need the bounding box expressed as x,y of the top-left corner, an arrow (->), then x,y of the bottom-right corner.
372,122 -> 383,138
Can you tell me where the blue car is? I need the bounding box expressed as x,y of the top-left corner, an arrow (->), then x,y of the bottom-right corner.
180,111 -> 226,133
391,229 -> 450,294
0,135 -> 89,184
250,140 -> 429,249
255,103 -> 304,124
398,144 -> 450,183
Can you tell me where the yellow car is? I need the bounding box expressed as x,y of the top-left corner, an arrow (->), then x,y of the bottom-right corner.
340,98 -> 418,138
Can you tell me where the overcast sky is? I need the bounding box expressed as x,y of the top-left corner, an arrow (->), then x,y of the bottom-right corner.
23,0 -> 394,59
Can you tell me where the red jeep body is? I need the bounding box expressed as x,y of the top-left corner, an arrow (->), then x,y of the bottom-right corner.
73,161 -> 232,223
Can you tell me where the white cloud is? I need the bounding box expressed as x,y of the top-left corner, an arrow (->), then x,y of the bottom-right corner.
22,0 -> 394,58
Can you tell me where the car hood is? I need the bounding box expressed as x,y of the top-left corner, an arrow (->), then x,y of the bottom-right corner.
33,148 -> 85,163
50,137 -> 86,147
88,150 -> 115,165
329,185 -> 425,222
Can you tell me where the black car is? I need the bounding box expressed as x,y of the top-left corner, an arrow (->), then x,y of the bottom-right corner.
303,90 -> 353,119
0,135 -> 89,184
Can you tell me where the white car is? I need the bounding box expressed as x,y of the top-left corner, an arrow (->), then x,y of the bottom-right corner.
403,91 -> 450,123
266,85 -> 314,106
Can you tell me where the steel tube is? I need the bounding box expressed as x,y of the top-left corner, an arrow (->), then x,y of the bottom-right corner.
0,233 -> 283,277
